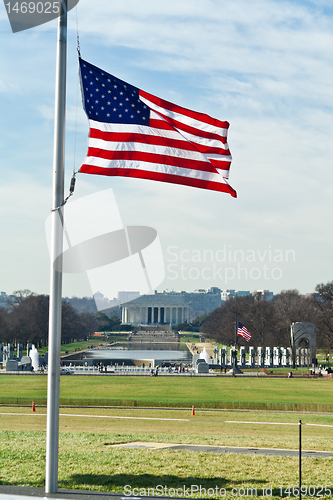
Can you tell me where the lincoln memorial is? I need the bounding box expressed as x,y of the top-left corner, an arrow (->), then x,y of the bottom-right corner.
121,293 -> 191,326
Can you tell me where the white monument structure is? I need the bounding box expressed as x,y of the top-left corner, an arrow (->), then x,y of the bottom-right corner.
199,347 -> 210,363
121,293 -> 191,326
29,345 -> 40,371
291,322 -> 316,363
218,344 -> 313,369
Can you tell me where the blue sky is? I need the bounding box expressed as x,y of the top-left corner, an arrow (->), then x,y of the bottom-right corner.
1,0 -> 333,299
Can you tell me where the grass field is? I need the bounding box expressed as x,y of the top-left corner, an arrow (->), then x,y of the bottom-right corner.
1,376 -> 333,498
0,407 -> 333,498
1,375 -> 333,412
1,406 -> 333,449
35,337 -> 115,356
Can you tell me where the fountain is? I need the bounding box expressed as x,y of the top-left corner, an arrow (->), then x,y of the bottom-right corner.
29,345 -> 39,371
199,347 -> 210,363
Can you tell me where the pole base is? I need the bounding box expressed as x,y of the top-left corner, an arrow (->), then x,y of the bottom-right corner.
228,367 -> 243,374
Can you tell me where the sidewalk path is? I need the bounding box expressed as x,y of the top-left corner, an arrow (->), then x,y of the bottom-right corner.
112,441 -> 333,458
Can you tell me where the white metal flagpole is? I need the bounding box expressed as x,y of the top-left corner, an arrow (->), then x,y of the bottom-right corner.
45,0 -> 67,493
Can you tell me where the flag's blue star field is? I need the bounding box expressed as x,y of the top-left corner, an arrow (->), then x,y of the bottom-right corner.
79,59 -> 150,125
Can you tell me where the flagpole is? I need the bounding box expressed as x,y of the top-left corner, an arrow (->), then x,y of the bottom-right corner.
235,293 -> 238,346
45,0 -> 67,493
233,293 -> 238,376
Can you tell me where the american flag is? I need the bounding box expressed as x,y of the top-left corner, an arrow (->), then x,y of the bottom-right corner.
237,322 -> 252,342
79,59 -> 236,197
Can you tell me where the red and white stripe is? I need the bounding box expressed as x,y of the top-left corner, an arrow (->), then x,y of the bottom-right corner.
80,92 -> 236,197
237,325 -> 252,342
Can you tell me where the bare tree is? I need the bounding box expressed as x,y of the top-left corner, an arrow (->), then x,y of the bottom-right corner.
202,290 -> 316,350
7,294 -> 97,347
0,307 -> 10,343
6,289 -> 36,309
243,298 -> 278,347
313,281 -> 333,350
201,295 -> 253,346
8,294 -> 49,347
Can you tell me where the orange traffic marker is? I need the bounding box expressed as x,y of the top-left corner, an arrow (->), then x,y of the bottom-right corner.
192,405 -> 195,415
32,400 -> 35,412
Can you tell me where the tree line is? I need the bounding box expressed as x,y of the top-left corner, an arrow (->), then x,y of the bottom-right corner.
1,282 -> 333,350
0,290 -> 135,348
0,291 -> 99,348
0,290 -> 128,348
201,282 -> 333,350
0,289 -> 180,348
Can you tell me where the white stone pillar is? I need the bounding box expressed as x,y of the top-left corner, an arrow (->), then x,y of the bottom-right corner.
229,348 -> 233,366
248,347 -> 255,367
239,346 -> 245,367
219,347 -> 226,367
257,347 -> 264,367
273,347 -> 279,366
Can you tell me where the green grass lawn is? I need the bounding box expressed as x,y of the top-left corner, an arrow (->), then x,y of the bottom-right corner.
2,348 -> 333,497
1,375 -> 333,498
1,407 -> 333,498
35,336 -> 130,356
31,337 -> 110,356
180,336 -> 201,343
1,407 -> 333,450
0,375 -> 333,412
1,429 -> 332,499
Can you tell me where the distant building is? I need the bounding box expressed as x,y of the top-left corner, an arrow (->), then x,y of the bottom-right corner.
221,290 -> 251,301
221,289 -> 235,301
121,287 -> 222,324
121,293 -> 191,325
0,292 -> 7,309
117,291 -> 140,304
93,291 -> 119,310
92,291 -> 141,310
161,288 -> 222,319
220,289 -> 274,301
184,288 -> 222,318
254,290 -> 274,301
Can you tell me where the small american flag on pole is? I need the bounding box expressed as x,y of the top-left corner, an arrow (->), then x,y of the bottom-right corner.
237,322 -> 252,342
79,58 -> 236,197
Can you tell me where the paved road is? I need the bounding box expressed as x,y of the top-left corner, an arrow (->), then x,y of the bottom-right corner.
116,441 -> 333,458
